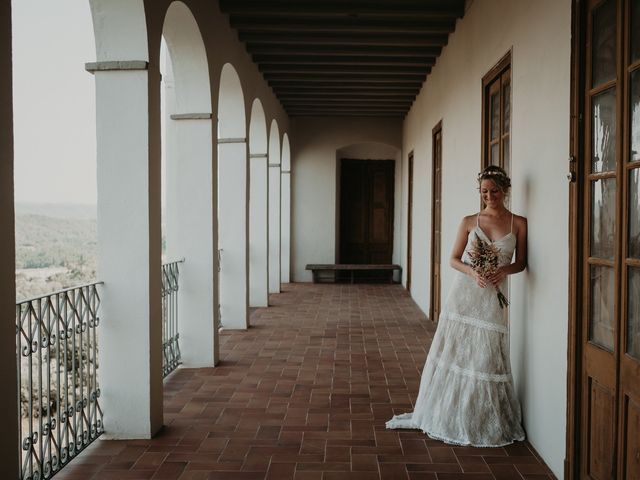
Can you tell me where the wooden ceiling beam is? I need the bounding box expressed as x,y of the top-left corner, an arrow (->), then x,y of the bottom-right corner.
290,112 -> 404,117
239,32 -> 449,47
252,55 -> 434,67
278,95 -> 417,102
248,44 -> 442,57
259,64 -> 430,75
220,1 -> 464,19
275,86 -> 420,94
265,74 -> 425,83
230,16 -> 457,34
282,98 -> 412,105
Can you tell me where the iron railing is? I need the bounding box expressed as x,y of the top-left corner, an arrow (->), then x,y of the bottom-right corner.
162,260 -> 183,377
16,282 -> 103,480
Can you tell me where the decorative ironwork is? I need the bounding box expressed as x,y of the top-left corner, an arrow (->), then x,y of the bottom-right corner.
162,260 -> 183,377
16,283 -> 103,480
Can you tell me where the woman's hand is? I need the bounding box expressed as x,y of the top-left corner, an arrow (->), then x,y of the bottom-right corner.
468,267 -> 489,288
487,267 -> 507,287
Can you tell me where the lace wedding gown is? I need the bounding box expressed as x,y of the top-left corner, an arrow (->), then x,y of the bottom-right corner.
386,216 -> 525,447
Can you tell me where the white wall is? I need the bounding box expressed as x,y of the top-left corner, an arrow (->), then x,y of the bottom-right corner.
291,117 -> 402,282
401,0 -> 571,475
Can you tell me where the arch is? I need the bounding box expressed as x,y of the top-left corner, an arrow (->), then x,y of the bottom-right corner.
281,133 -> 291,171
280,133 -> 292,283
89,0 -> 148,61
249,99 -> 269,307
269,120 -> 281,164
268,120 -> 281,293
249,99 -> 268,155
218,63 -> 246,139
217,63 -> 249,328
161,1 -> 217,367
162,1 -> 211,113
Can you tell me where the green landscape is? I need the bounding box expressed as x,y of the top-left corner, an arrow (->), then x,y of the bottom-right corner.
15,203 -> 97,301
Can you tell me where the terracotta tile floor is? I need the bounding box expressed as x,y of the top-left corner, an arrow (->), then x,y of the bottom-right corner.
57,284 -> 556,480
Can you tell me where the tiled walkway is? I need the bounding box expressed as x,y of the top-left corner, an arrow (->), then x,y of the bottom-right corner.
58,284 -> 555,480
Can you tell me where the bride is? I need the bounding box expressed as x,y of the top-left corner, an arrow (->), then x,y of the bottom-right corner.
386,165 -> 527,447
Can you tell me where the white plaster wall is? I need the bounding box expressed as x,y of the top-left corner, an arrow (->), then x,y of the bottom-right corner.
291,118 -> 402,282
400,0 -> 571,475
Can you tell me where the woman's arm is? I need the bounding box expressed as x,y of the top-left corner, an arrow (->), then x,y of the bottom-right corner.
450,216 -> 488,288
487,216 -> 528,286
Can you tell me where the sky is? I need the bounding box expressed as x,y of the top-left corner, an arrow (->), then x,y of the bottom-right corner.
12,0 -> 97,205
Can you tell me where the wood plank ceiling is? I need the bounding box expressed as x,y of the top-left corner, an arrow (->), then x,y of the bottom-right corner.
219,0 -> 466,117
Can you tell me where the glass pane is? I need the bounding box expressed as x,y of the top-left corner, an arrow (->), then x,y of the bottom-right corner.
503,136 -> 510,171
632,0 -> 640,63
490,91 -> 500,140
592,0 -> 617,87
628,268 -> 640,360
503,81 -> 511,133
590,265 -> 615,351
632,69 -> 640,163
592,89 -> 617,173
630,169 -> 640,258
490,143 -> 499,166
591,178 -> 617,259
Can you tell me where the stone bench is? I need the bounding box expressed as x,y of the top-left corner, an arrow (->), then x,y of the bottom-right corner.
305,263 -> 402,284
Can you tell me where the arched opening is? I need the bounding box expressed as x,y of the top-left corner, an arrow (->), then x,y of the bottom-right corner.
249,99 -> 269,307
11,0 -> 100,474
217,63 -> 249,329
268,120 -> 281,293
161,1 -> 217,369
281,133 -> 292,284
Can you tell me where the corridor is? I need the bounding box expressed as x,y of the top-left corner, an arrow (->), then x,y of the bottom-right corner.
57,284 -> 554,480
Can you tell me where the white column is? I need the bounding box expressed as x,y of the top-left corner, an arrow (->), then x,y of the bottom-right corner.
0,2 -> 20,474
281,169 -> 291,283
250,153 -> 269,307
165,114 -> 218,366
90,61 -> 163,438
218,139 -> 249,329
268,163 -> 281,293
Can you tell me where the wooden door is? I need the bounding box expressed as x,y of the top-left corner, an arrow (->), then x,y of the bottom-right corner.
573,1 -> 640,477
407,153 -> 414,292
430,122 -> 443,323
339,159 -> 395,266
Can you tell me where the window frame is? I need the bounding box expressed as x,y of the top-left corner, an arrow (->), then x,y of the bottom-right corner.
481,51 -> 512,172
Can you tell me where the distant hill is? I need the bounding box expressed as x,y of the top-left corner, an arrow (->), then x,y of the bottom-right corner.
15,202 -> 96,220
15,212 -> 97,269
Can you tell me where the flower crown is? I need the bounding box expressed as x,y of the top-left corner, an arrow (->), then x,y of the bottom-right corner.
477,169 -> 508,180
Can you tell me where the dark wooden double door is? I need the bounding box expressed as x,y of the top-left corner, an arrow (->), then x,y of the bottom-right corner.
339,159 -> 394,274
573,0 -> 640,478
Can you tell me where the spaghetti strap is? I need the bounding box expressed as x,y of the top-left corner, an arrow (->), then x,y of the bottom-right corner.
477,213 -> 480,227
510,212 -> 514,233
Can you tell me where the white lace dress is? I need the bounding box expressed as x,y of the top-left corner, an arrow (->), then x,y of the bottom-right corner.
386,222 -> 525,447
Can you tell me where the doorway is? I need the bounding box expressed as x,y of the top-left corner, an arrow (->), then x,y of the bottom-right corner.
339,159 -> 395,271
407,152 -> 414,292
430,122 -> 443,323
569,0 -> 640,478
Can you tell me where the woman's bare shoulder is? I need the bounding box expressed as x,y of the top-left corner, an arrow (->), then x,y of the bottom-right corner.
460,213 -> 478,230
512,213 -> 528,231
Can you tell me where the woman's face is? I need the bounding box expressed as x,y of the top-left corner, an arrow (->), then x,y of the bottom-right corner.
480,179 -> 505,208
